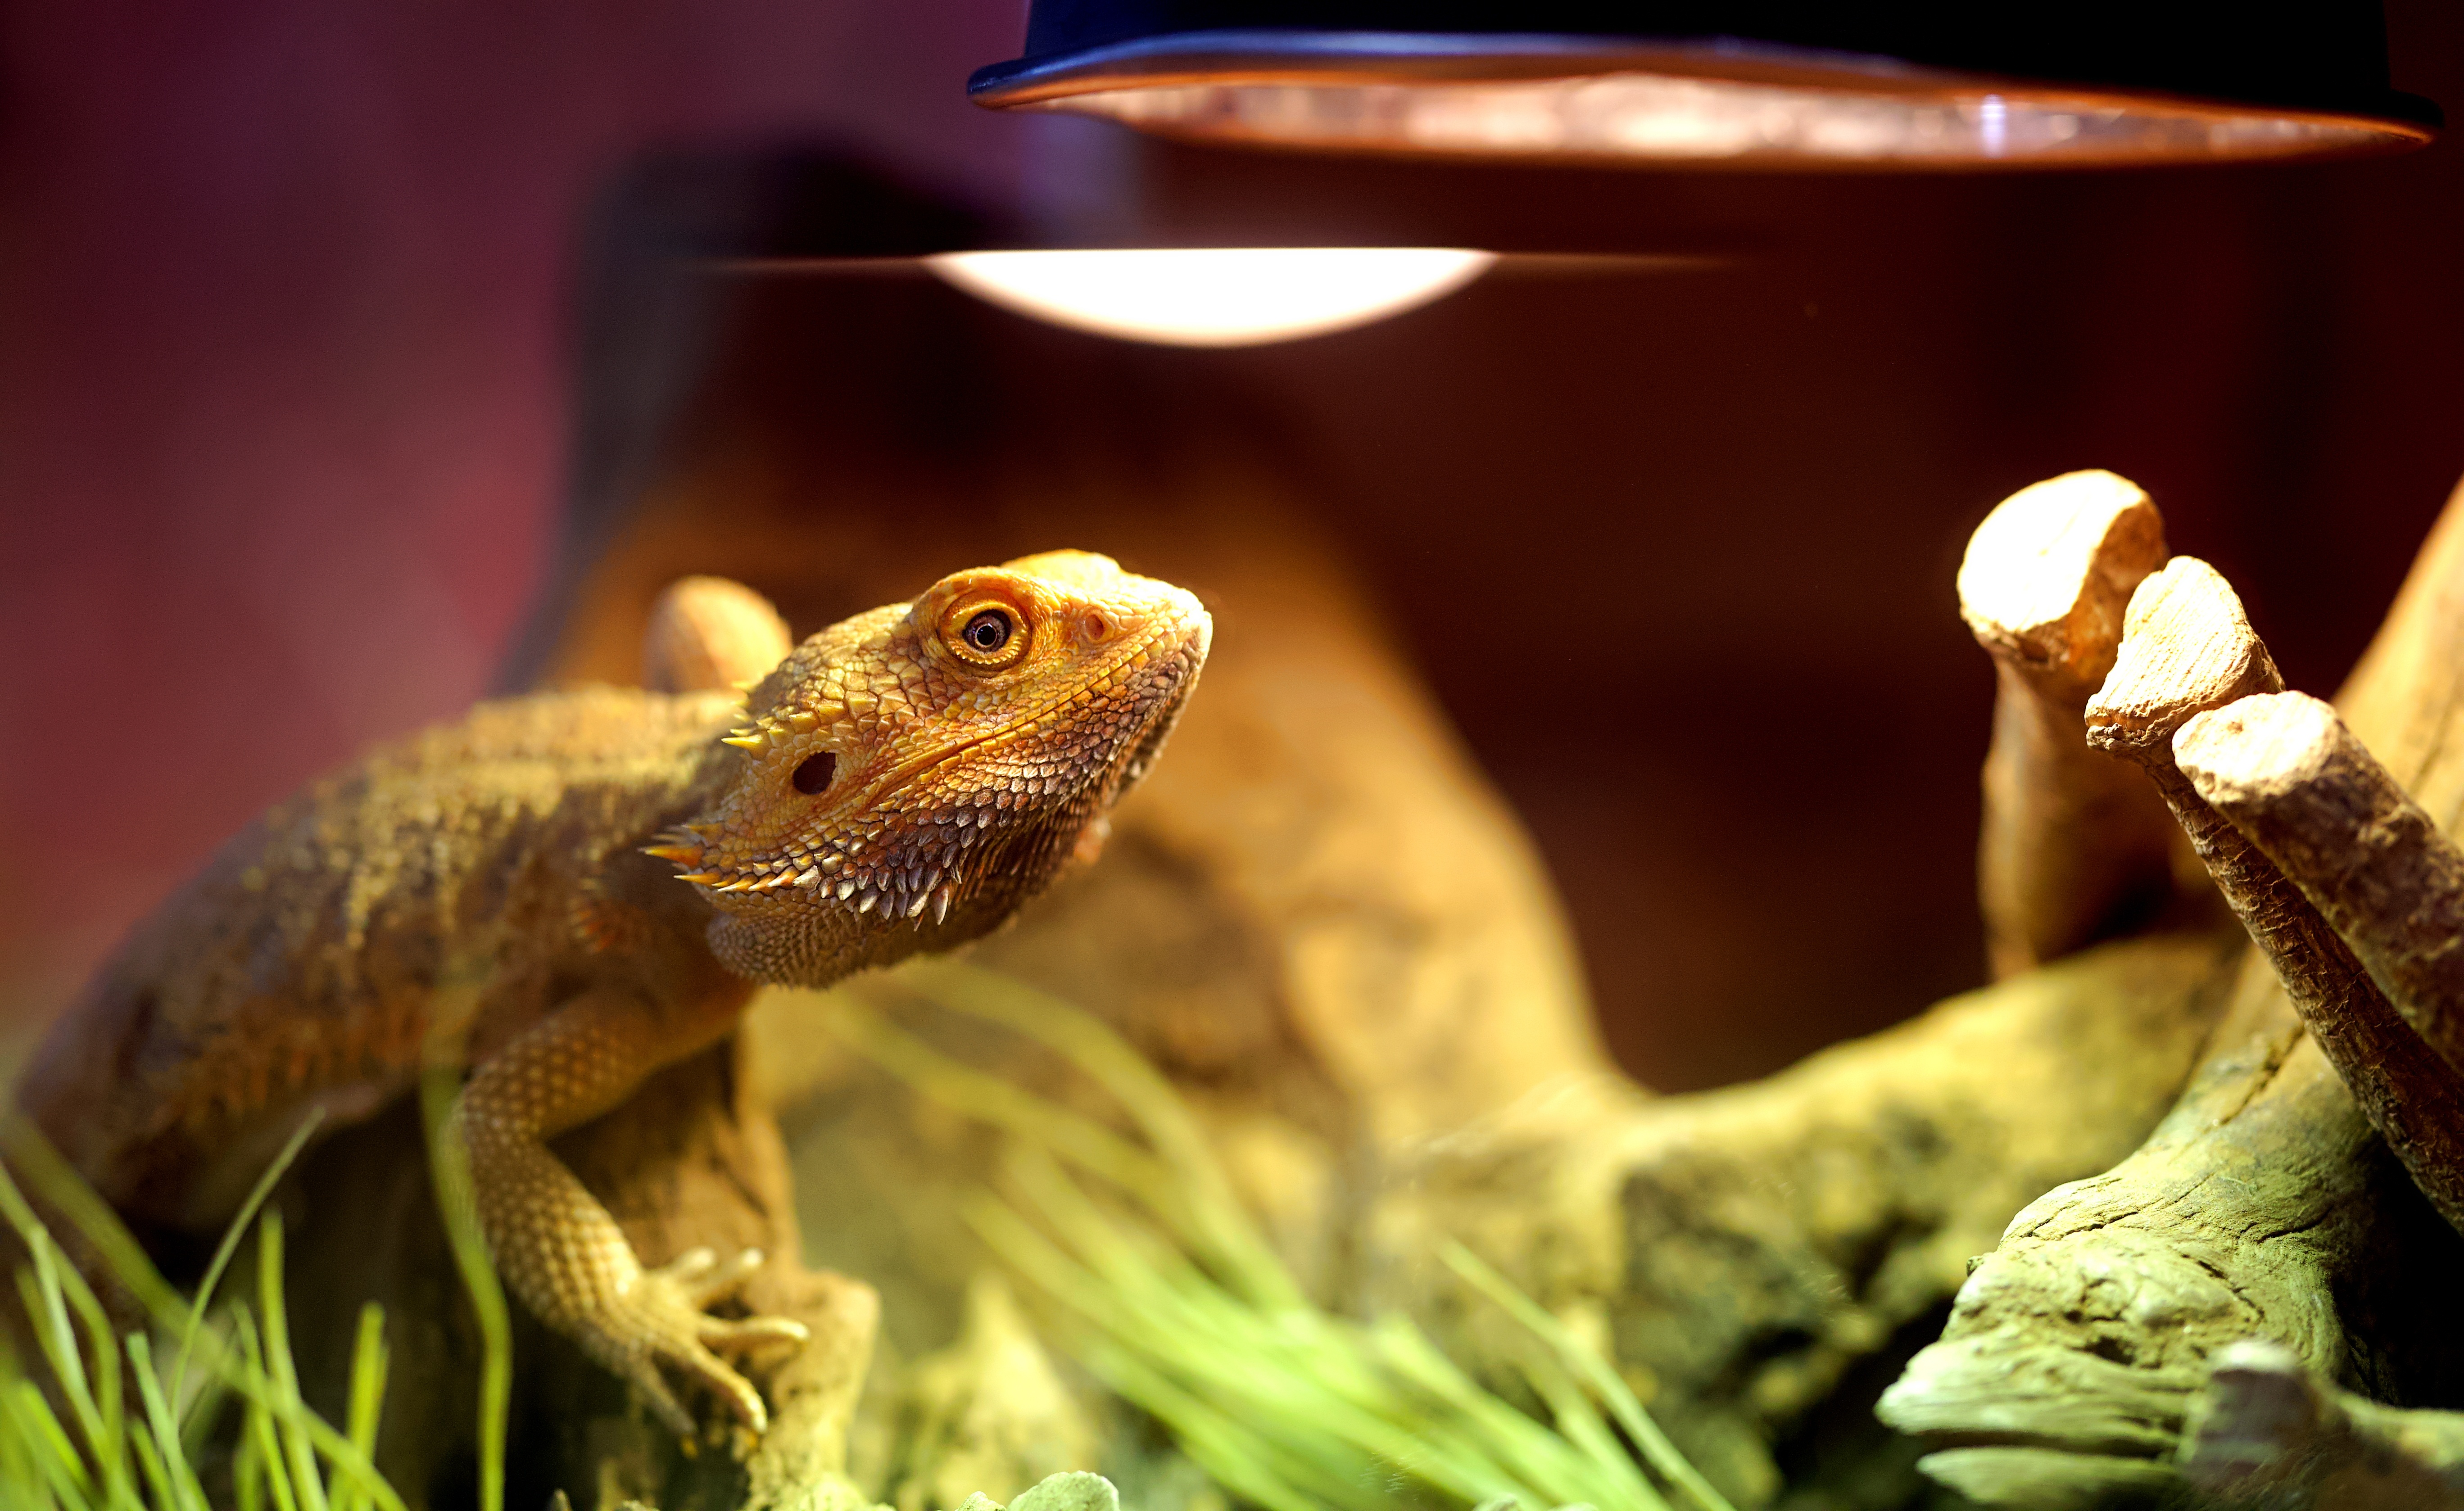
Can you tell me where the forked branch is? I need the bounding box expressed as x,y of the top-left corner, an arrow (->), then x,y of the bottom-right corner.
2087,561 -> 2464,1232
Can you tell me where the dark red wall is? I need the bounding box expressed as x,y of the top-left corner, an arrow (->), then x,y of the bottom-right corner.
0,0 -> 1035,1010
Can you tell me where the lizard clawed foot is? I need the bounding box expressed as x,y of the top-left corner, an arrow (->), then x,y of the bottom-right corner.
599,1246 -> 811,1437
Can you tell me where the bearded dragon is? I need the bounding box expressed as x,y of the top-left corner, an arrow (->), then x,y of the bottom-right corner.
15,551 -> 1209,1434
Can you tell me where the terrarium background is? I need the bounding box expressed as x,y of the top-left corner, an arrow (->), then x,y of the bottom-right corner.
3,0 -> 2463,1091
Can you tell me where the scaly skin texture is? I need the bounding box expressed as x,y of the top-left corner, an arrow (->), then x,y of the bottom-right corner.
15,549 -> 1209,1436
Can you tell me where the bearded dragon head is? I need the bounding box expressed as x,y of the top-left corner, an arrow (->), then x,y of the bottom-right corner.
650,551 -> 1210,986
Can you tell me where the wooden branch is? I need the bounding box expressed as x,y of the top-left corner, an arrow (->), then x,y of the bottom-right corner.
1883,489 -> 2464,1504
643,575 -> 794,694
2176,691 -> 2464,1072
2082,556 -> 2285,754
1377,934 -> 2231,1506
2080,562 -> 2464,1232
1956,470 -> 2182,975
2180,1340 -> 2464,1507
2173,691 -> 2464,1229
2079,556 -> 2290,948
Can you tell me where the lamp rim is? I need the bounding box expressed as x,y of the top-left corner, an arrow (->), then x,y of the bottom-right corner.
967,28 -> 2439,166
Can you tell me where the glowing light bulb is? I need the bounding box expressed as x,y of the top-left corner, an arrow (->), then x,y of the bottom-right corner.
924,247 -> 1497,347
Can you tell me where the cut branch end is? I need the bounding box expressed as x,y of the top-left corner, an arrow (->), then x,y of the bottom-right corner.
1958,470 -> 2167,704
2085,557 -> 2284,762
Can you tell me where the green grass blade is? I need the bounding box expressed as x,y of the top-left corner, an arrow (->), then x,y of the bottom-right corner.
0,1377 -> 49,1511
172,1110 -> 324,1402
230,1330 -> 399,1511
419,1065 -> 507,1511
126,1334 -> 208,1511
861,967 -> 1730,1511
829,1000 -> 1187,1222
333,1305 -> 388,1511
4,1376 -> 96,1509
255,1212 -> 329,1511
172,1321 -> 231,1467
1516,1353 -> 1662,1511
987,1153 -> 1516,1500
235,1311 -> 303,1511
0,1139 -> 399,1508
897,964 -> 1299,1305
1369,1321 -> 1626,1504
46,1249 -> 132,1511
249,1401 -> 300,1511
0,1137 -> 403,1511
127,1415 -> 176,1511
974,1169 -> 1549,1511
897,964 -> 1223,1178
1439,1244 -> 1731,1511
1082,1339 -> 1369,1511
19,1244 -> 124,1507
0,1123 -> 184,1325
234,1423 -> 266,1511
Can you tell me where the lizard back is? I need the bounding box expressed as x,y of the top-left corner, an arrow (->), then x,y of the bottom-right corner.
18,685 -> 742,1231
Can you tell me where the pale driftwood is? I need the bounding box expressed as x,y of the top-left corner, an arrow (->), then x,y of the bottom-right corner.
2179,690 -> 2464,1070
1882,486 -> 2464,1508
1875,962 -> 2464,1510
1920,1338 -> 2464,1510
1957,470 -> 2183,976
2179,1341 -> 2464,1508
642,575 -> 794,694
1368,934 -> 2232,1507
2082,562 -> 2464,1231
2084,556 -> 2286,756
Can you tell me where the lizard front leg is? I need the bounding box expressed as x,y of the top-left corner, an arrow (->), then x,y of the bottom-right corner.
446,986 -> 808,1434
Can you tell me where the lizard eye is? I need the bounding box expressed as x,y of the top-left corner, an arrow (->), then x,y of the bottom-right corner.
942,597 -> 1030,669
791,751 -> 837,795
964,611 -> 1011,652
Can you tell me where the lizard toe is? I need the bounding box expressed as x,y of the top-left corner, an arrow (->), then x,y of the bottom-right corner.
679,1245 -> 767,1306
648,1243 -> 771,1306
598,1253 -> 792,1435
616,1348 -> 697,1438
697,1313 -> 810,1349
648,1245 -> 720,1285
666,1338 -> 770,1434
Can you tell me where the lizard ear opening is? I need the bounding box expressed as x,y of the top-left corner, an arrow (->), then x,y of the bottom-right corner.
791,751 -> 838,796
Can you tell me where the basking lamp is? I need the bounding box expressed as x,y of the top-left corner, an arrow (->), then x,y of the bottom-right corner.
924,247 -> 1496,346
969,2 -> 2438,166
